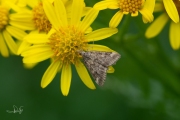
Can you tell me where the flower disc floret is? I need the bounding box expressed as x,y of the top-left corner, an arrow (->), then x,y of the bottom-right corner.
33,2 -> 51,33
48,26 -> 88,65
119,0 -> 144,14
0,6 -> 9,30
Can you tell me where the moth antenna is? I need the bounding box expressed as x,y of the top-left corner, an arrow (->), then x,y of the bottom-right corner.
92,40 -> 94,50
87,40 -> 95,51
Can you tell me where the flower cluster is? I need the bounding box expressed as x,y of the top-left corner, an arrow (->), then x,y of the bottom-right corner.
0,0 -> 179,96
145,0 -> 180,50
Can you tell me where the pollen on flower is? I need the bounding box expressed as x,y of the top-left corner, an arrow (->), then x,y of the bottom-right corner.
32,2 -> 51,33
173,0 -> 180,16
48,26 -> 88,65
119,0 -> 144,16
0,6 -> 9,30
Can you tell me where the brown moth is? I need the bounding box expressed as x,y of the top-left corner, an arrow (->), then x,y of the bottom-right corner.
79,51 -> 121,86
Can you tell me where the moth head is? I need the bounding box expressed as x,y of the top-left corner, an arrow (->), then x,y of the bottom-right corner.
77,50 -> 85,56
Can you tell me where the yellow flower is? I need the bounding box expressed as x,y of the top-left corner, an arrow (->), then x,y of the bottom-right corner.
16,0 -> 53,56
17,0 -> 91,69
15,0 -> 91,36
21,0 -> 118,96
94,0 -> 155,28
0,0 -> 30,57
145,0 -> 180,50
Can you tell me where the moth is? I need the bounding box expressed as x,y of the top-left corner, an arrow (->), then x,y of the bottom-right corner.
78,51 -> 121,86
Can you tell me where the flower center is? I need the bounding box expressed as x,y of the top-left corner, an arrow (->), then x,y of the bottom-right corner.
173,0 -> 180,16
32,2 -> 51,33
48,26 -> 88,65
119,0 -> 143,14
0,6 -> 9,30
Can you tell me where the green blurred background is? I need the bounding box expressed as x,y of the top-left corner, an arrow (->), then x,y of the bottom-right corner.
1,0 -> 180,120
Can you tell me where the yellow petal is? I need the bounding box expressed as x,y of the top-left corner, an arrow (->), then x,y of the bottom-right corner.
17,0 -> 27,7
22,47 -> 53,63
85,27 -> 92,34
85,28 -> 118,42
87,44 -> 113,52
142,16 -> 149,23
29,30 -> 39,34
70,0 -> 84,27
54,0 -> 67,26
5,1 -> 20,12
61,64 -> 72,96
109,11 -> 124,28
9,21 -> 35,30
107,66 -> 114,73
145,13 -> 169,38
24,34 -> 49,44
143,0 -> 155,13
93,0 -> 118,10
163,0 -> 179,23
0,32 -> 9,57
139,8 -> 154,23
23,63 -> 38,69
169,21 -> 180,50
79,8 -> 99,32
65,0 -> 74,17
108,3 -> 119,9
93,1 -> 107,10
6,25 -> 27,41
27,0 -> 39,8
21,44 -> 51,56
43,0 -> 61,29
82,7 -> 91,16
9,12 -> 33,22
3,30 -> 18,55
17,40 -> 31,55
75,61 -> 96,89
61,0 -> 69,4
47,28 -> 56,37
41,61 -> 61,88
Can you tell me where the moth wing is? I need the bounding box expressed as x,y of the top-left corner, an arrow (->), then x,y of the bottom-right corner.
79,51 -> 121,86
106,52 -> 120,66
88,51 -> 120,67
82,57 -> 107,86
